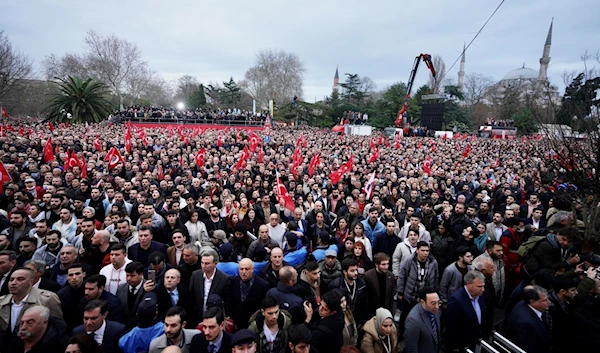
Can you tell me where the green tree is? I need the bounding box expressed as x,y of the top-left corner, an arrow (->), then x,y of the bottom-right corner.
444,85 -> 464,100
187,84 -> 207,109
223,77 -> 241,107
442,100 -> 472,129
511,109 -> 538,135
341,73 -> 368,106
43,76 -> 113,123
369,82 -> 407,127
557,73 -> 600,127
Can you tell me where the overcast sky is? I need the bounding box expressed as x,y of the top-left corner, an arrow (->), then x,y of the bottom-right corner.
2,0 -> 598,102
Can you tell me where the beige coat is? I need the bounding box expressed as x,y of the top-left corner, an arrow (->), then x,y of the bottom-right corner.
0,287 -> 63,333
360,316 -> 400,353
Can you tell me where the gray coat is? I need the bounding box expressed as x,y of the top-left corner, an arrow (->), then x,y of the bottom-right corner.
397,254 -> 439,304
439,263 -> 471,303
148,329 -> 200,353
404,303 -> 441,353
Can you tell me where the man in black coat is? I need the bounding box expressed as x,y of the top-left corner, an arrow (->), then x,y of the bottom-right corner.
72,299 -> 127,353
189,249 -> 231,324
445,270 -> 493,352
127,226 -> 167,267
230,258 -> 270,329
302,289 -> 345,353
0,250 -> 17,296
78,274 -> 128,325
190,307 -> 233,353
328,258 -> 369,326
364,253 -> 395,318
57,263 -> 87,332
23,260 -> 61,293
506,285 -> 551,353
115,261 -> 146,328
146,268 -> 193,321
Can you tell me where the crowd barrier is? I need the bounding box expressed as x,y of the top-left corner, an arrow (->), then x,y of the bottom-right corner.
466,332 -> 526,353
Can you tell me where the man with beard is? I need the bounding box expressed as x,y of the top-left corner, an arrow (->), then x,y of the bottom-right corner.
15,238 -> 37,268
114,219 -> 139,250
475,240 -> 505,306
73,218 -> 98,268
51,207 -> 78,245
57,263 -> 87,331
364,253 -> 395,318
28,220 -> 50,248
2,211 -> 35,250
149,306 -> 200,353
72,195 -> 87,219
0,235 -> 10,251
72,299 -> 128,353
47,194 -> 63,225
9,305 -> 68,353
79,274 -> 127,325
440,247 -> 473,307
86,187 -> 106,223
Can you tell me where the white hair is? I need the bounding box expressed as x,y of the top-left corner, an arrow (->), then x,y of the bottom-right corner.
24,305 -> 50,321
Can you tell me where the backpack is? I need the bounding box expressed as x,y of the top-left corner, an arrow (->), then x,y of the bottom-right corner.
517,235 -> 547,259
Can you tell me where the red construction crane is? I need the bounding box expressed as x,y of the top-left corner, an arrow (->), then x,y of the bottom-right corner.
394,54 -> 436,127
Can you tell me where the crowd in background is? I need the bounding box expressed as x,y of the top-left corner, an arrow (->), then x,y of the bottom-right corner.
0,119 -> 596,353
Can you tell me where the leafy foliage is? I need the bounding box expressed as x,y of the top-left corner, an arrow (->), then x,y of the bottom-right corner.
557,73 -> 600,128
222,77 -> 241,108
44,76 -> 113,123
511,109 -> 538,135
187,84 -> 207,109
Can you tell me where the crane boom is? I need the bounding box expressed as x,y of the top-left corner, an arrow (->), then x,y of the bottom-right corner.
395,53 -> 436,127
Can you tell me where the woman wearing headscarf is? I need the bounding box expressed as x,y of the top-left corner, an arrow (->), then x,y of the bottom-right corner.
360,308 -> 400,353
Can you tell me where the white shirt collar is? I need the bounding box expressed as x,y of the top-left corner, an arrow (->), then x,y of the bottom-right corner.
528,305 -> 543,320
88,319 -> 106,345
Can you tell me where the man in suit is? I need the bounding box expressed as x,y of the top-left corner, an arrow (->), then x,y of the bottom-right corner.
189,249 -> 231,323
230,258 -> 270,329
0,268 -> 63,334
404,288 -> 442,353
0,250 -> 17,296
506,285 -> 551,353
364,252 -> 395,318
128,226 -> 167,267
149,306 -> 201,353
73,299 -> 127,352
79,274 -> 127,325
144,268 -> 192,320
486,213 -> 507,242
23,260 -> 61,292
292,208 -> 310,244
190,307 -> 233,353
116,261 -> 146,327
445,270 -> 493,352
524,207 -> 547,236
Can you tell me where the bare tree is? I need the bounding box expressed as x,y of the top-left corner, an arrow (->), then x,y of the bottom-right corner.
243,49 -> 305,109
174,75 -> 200,103
43,31 -> 149,109
142,77 -> 173,107
0,30 -> 33,105
125,65 -> 154,106
427,55 -> 446,93
463,73 -> 494,106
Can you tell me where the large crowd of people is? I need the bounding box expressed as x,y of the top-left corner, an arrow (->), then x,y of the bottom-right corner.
0,117 -> 596,353
112,106 -> 268,125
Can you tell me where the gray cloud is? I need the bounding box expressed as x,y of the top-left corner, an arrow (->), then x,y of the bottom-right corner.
1,0 -> 598,101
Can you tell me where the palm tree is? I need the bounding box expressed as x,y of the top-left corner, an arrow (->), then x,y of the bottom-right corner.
44,76 -> 113,123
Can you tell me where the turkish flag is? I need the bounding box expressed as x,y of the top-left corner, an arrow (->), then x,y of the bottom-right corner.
377,134 -> 383,145
329,161 -> 350,185
417,141 -> 422,150
1,108 -> 8,118
94,136 -> 102,152
217,134 -> 223,147
0,161 -> 12,193
80,157 -> 87,179
257,146 -> 264,163
195,148 -> 206,168
66,149 -> 81,169
463,144 -> 471,158
248,132 -> 260,152
105,147 -> 124,169
308,154 -> 320,177
370,137 -> 376,149
43,138 -> 55,163
125,137 -> 132,154
48,122 -> 54,132
431,143 -> 436,152
276,176 -> 295,211
157,166 -> 164,180
236,129 -> 242,143
235,146 -> 250,169
442,134 -> 447,141
395,134 -> 401,149
368,148 -> 379,163
422,156 -> 432,175
18,126 -> 24,136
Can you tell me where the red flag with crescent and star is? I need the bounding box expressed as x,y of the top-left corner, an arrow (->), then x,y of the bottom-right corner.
44,138 -> 55,163
248,132 -> 260,152
0,161 -> 12,194
105,147 -> 124,169
195,148 -> 206,168
276,175 -> 295,211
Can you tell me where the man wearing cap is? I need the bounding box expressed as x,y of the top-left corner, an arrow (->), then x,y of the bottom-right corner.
231,329 -> 257,353
318,249 -> 342,289
23,178 -> 44,200
230,258 -> 270,329
190,307 -> 233,353
119,293 -> 165,353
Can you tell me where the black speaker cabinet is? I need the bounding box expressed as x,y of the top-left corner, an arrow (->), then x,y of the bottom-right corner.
420,103 -> 445,131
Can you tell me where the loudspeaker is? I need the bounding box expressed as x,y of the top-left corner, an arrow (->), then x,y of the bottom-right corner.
420,103 -> 445,131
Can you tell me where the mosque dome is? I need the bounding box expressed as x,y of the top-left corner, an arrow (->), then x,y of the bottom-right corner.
502,67 -> 539,81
